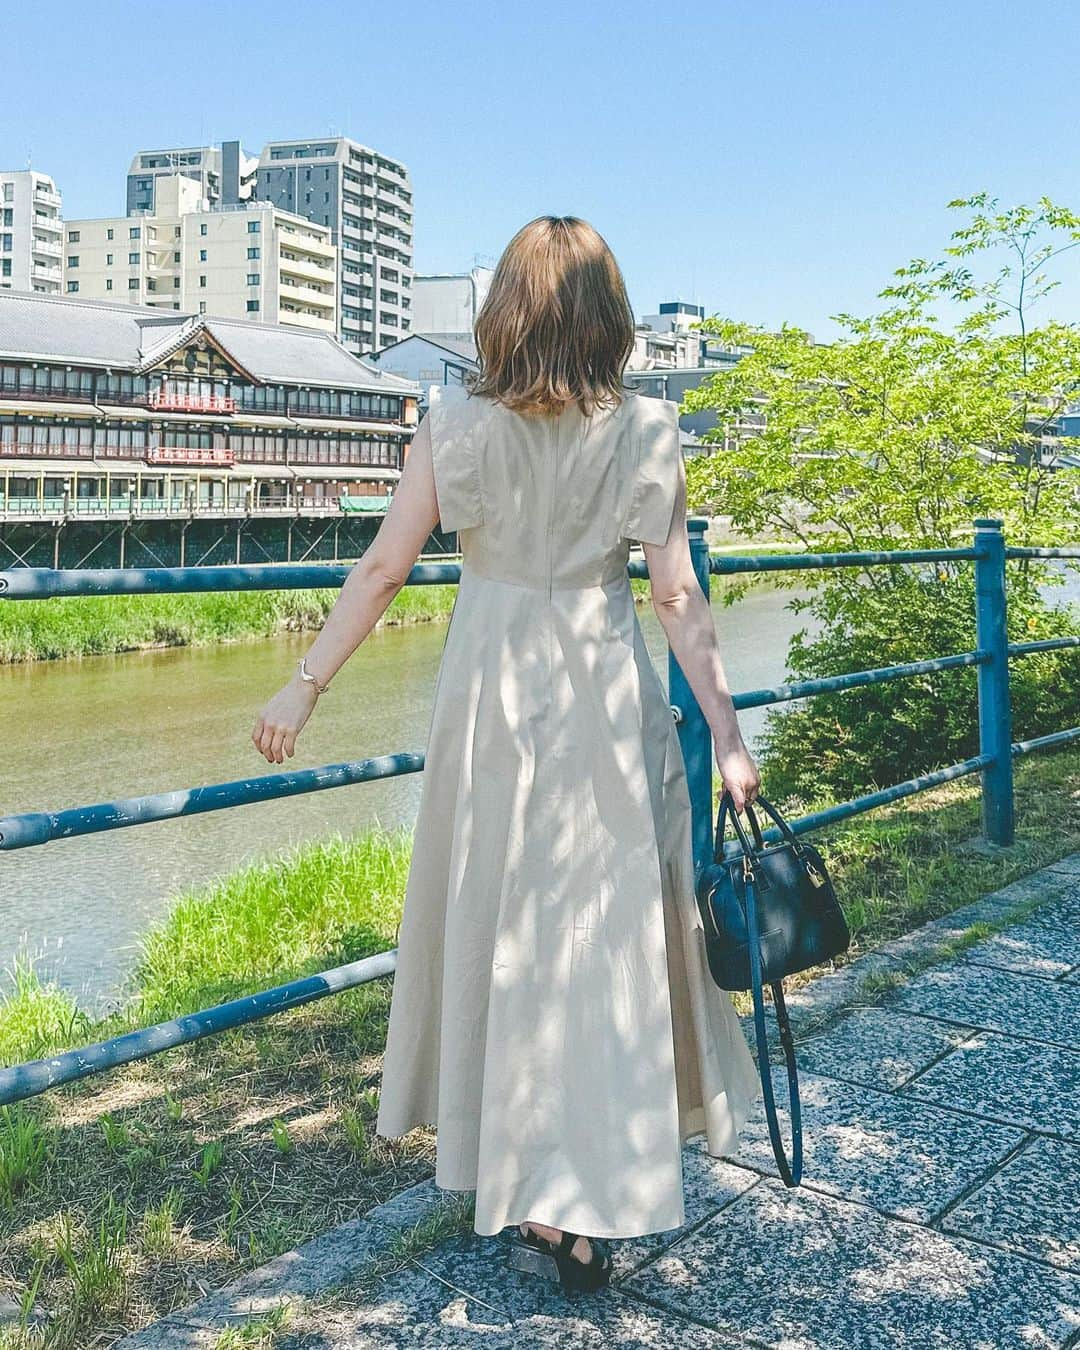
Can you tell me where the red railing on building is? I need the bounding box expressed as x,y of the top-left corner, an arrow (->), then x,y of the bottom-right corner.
148,392 -> 237,414
146,446 -> 235,466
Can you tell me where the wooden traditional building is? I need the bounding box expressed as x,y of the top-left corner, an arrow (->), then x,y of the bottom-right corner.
0,290 -> 429,568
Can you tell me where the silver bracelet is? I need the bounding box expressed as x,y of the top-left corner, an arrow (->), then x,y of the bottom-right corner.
297,656 -> 331,694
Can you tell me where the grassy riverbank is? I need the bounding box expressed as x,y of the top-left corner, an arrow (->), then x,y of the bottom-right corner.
0,584 -> 458,665
1,743 -> 1078,1346
0,544 -> 801,665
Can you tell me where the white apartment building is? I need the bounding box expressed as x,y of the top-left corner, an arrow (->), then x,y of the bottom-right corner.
257,138 -> 413,356
0,170 -> 64,294
64,175 -> 337,333
411,267 -> 493,333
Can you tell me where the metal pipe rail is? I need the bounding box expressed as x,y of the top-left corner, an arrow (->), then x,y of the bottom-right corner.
1,515 -> 1077,1108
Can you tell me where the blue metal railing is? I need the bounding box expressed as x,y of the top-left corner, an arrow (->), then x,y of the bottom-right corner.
1,516 -> 1078,1107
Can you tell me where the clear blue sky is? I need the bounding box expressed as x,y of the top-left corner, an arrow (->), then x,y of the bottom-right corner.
7,0 -> 1080,339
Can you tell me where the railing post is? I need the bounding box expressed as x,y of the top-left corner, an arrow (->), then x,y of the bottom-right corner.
974,517 -> 1015,846
669,516 -> 714,872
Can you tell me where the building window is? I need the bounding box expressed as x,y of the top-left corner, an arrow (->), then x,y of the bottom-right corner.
246,300 -> 259,312
247,247 -> 259,260
199,275 -> 207,287
106,278 -> 112,290
2,260 -> 11,277
173,251 -> 180,263
173,277 -> 180,288
106,253 -> 113,265
129,226 -> 140,239
1,235 -> 11,252
200,223 -> 208,236
247,220 -> 260,233
67,256 -> 79,268
67,280 -> 79,293
128,252 -> 139,264
199,248 -> 207,261
246,273 -> 260,285
107,227 -> 114,240
68,229 -> 80,242
128,278 -> 139,290
199,301 -> 207,314
1,209 -> 10,227
174,226 -> 181,238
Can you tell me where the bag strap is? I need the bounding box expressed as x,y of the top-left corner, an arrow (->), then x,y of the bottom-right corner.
743,860 -> 804,1187
714,789 -> 766,864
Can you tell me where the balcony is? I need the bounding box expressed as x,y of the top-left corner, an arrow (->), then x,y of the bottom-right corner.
149,392 -> 237,413
32,238 -> 62,258
278,254 -> 336,286
34,189 -> 62,209
277,229 -> 335,260
146,445 -> 235,466
279,279 -> 334,310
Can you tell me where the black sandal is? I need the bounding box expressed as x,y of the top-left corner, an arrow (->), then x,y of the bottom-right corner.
508,1223 -> 614,1293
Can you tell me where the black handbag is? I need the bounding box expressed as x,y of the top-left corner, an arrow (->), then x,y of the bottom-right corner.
694,789 -> 850,1186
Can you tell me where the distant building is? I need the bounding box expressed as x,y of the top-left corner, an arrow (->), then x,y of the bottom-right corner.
639,300 -> 706,334
0,290 -> 428,569
64,175 -> 338,334
126,141 -> 258,215
0,169 -> 63,294
411,267 -> 492,333
256,138 -> 413,357
370,332 -> 478,396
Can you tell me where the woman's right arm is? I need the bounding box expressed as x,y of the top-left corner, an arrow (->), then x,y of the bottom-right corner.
641,453 -> 760,813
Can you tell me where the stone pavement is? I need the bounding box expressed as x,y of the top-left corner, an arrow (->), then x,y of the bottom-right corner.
119,856 -> 1080,1349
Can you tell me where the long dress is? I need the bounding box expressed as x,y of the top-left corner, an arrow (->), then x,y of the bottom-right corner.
373,383 -> 761,1240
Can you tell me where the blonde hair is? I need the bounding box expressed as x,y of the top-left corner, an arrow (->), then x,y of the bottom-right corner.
465,215 -> 635,417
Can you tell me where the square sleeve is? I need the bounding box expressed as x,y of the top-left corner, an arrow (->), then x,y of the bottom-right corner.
621,397 -> 683,546
427,384 -> 486,533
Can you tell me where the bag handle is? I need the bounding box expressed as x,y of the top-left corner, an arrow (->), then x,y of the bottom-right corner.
714,789 -> 765,865
715,790 -> 805,866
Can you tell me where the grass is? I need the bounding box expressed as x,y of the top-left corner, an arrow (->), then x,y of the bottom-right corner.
0,584 -> 464,665
0,549 -> 779,666
0,748 -> 1077,1346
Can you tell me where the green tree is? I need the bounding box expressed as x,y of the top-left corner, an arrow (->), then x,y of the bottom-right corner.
684,195 -> 1080,803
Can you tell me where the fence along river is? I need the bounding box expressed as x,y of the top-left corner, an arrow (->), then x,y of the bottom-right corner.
2,581 -> 812,1010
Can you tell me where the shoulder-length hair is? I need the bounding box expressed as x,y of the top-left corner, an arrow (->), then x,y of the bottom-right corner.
464,216 -> 635,418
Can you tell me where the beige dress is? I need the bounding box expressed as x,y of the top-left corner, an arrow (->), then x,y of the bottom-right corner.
374,383 -> 761,1239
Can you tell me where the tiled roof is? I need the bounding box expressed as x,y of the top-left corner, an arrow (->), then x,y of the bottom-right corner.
0,291 -> 419,394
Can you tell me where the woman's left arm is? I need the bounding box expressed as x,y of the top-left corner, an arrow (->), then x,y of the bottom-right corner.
252,411 -> 441,764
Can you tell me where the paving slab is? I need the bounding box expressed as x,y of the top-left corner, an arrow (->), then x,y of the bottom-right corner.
958,887 -> 1080,979
941,1136 -> 1080,1274
289,1229 -> 750,1348
878,960 -> 1080,1049
625,1179 -> 1080,1349
899,1029 -> 1080,1140
610,1143 -> 761,1278
726,1065 -> 1023,1223
794,1005 -> 975,1092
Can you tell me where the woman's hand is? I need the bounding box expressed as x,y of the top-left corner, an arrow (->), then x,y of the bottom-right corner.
715,738 -> 761,814
252,673 -> 320,764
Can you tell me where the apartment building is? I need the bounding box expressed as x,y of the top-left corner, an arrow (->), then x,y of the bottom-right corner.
0,170 -> 64,294
256,138 -> 413,356
64,174 -> 338,333
126,141 -> 258,214
411,267 -> 493,333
